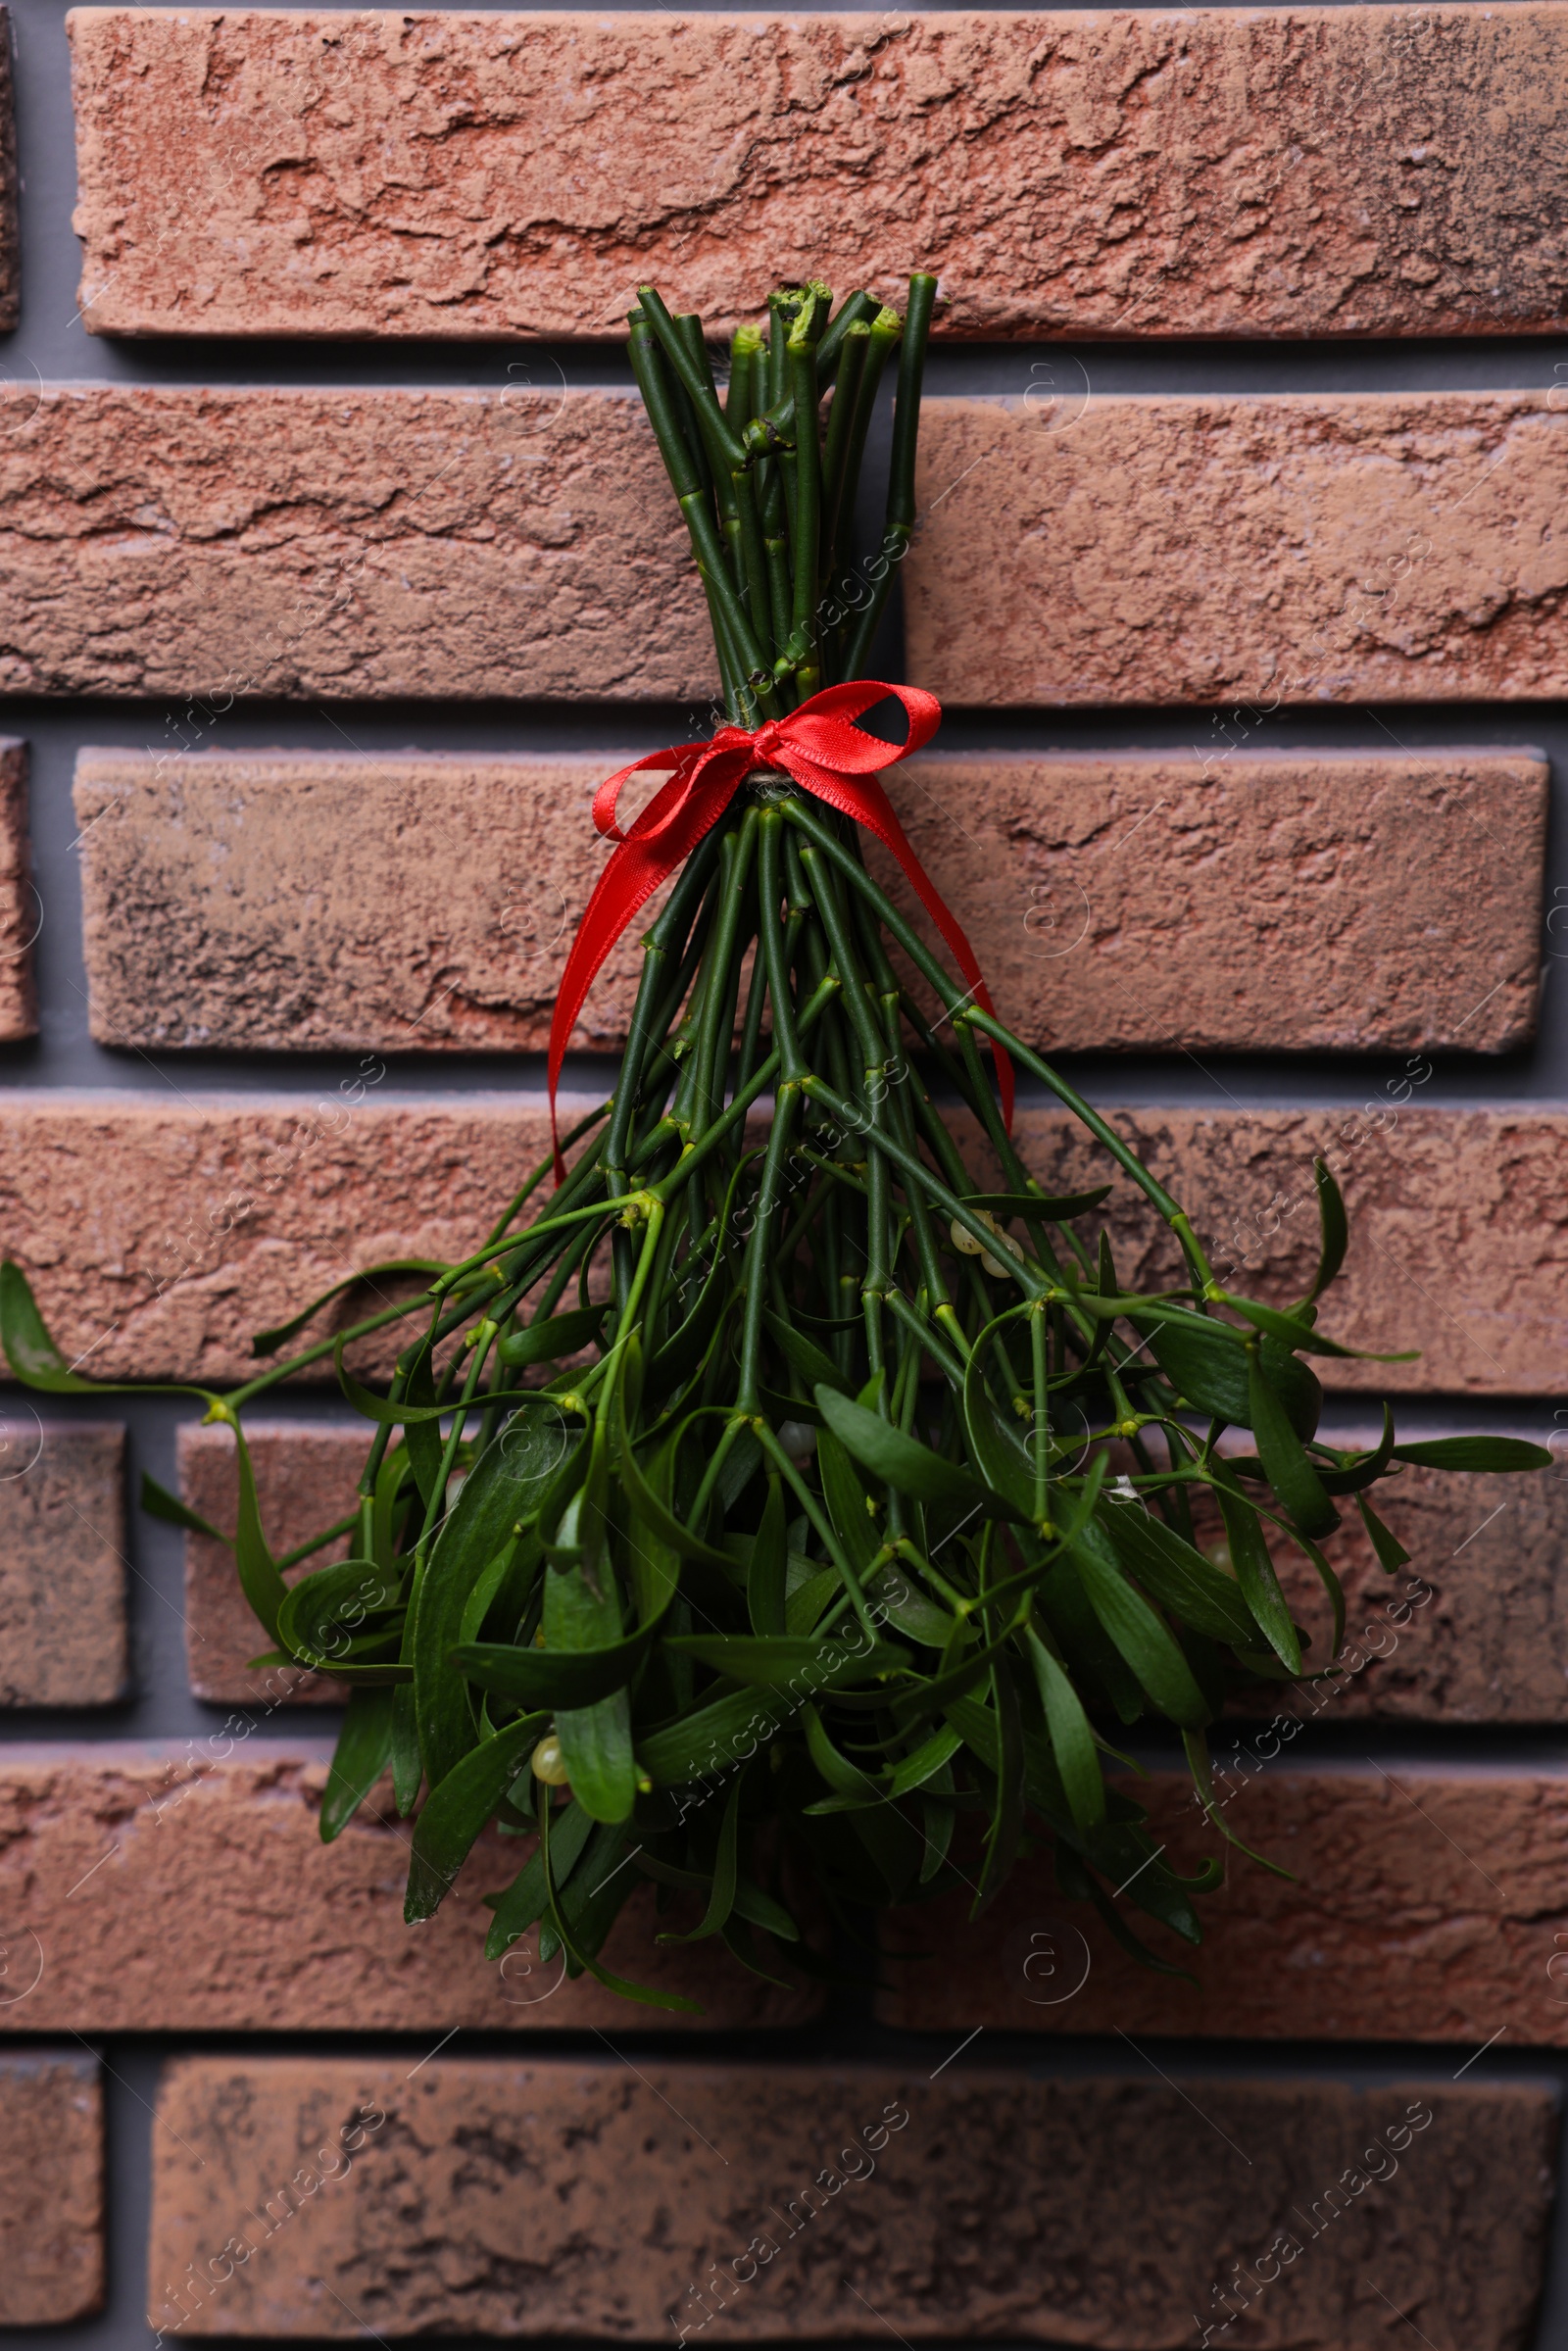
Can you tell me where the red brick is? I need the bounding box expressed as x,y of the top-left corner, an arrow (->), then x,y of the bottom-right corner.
1009,1104 -> 1568,1397
0,1746 -> 816,2032
0,387 -> 706,701
880,1769 -> 1568,2042
143,2058 -> 1553,2346
911,393 -> 1568,708
7,389 -> 1568,707
875,749 -> 1544,1054
0,738 -> 36,1040
69,7 -> 1568,343
76,747 -> 1545,1056
74,750 -> 658,1055
0,1421 -> 125,1706
0,1093 -> 564,1386
0,2053 -> 103,2324
1,1099 -> 1563,1392
1244,1429 -> 1568,1724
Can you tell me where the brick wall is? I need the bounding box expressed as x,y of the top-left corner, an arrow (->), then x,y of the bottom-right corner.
1,5 -> 1566,2347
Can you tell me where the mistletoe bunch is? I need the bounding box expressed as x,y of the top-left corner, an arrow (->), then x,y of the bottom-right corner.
2,271 -> 1544,2011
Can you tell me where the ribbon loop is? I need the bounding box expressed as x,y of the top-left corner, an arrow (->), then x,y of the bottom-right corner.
548,683 -> 1013,1178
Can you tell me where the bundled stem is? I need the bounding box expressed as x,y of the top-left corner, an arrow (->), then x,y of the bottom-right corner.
1,270 -> 1544,2014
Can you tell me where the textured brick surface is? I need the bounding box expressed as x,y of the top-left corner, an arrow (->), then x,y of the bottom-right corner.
0,1746 -> 817,2032
0,1094 -> 572,1386
877,749 -> 1545,1054
1010,1104 -> 1568,1396
0,737 -> 37,1040
69,7 -> 1568,344
2,1098 -> 1564,1391
0,2054 -> 103,2324
8,389 -> 1568,707
1254,1432 -> 1568,1724
75,750 -> 655,1054
143,2059 -> 1553,2346
911,393 -> 1568,708
77,747 -> 1545,1056
0,387 -> 706,701
182,1423 -> 362,1703
0,1421 -> 125,1707
881,1769 -> 1568,2042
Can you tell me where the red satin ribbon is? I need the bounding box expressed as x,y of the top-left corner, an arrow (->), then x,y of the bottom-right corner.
547,680 -> 1013,1179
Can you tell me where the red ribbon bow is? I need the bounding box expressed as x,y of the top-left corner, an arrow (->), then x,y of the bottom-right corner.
547,679 -> 1013,1177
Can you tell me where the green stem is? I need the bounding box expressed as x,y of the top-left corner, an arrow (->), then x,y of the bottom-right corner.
648,1013 -> 798,1204
749,288 -> 878,452
675,314 -> 741,575
799,840 -> 893,1375
755,1422 -> 880,1642
826,306 -> 900,671
1031,1301 -> 1052,1527
960,1007 -> 1197,1246
756,806 -> 808,1082
414,1321 -> 496,1579
767,290 -> 803,563
759,462 -> 794,665
628,311 -> 777,710
221,1296 -> 429,1411
855,893 -> 950,1309
690,811 -> 760,1132
727,325 -> 775,657
799,1071 -> 1048,1301
786,300 -> 823,700
819,321 -> 869,602
737,1081 -> 803,1414
604,827 -> 730,1193
637,286 -> 749,474
841,273 -> 934,681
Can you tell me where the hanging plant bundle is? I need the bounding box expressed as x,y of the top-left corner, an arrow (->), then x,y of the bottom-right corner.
2,271 -> 1547,2014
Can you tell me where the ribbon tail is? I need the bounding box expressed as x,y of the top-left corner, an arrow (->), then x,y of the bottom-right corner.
546,757 -> 748,1183
816,773 -> 1015,1134
547,845 -> 661,1183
